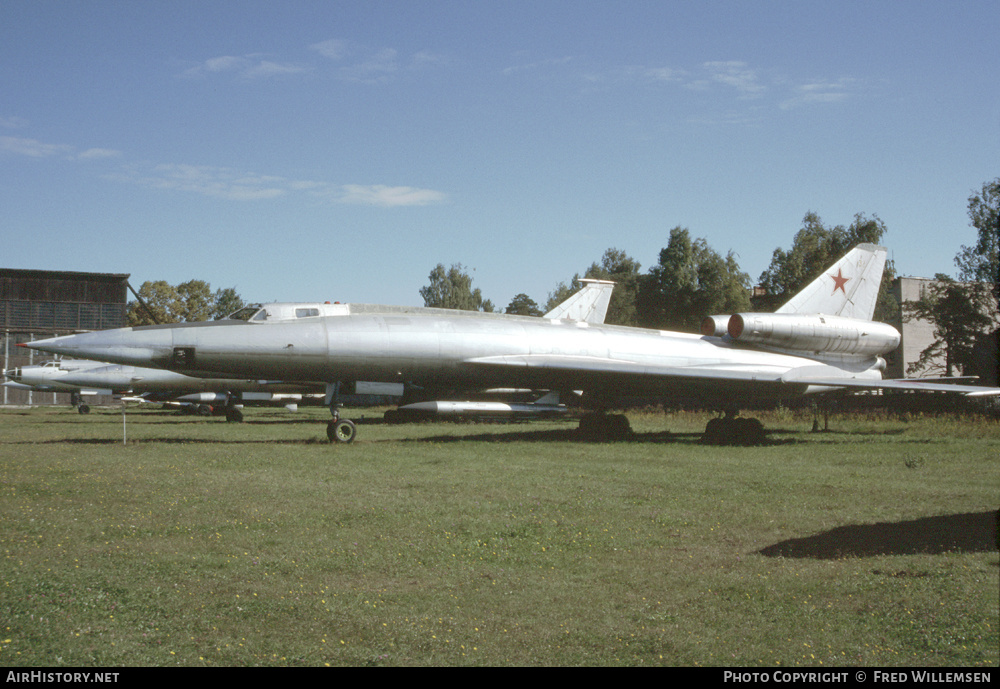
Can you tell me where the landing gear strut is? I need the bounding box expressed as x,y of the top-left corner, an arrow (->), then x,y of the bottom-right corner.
224,393 -> 244,422
325,382 -> 357,444
70,391 -> 90,414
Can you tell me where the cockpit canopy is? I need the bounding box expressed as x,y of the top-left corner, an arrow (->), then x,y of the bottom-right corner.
223,302 -> 348,322
224,305 -> 268,321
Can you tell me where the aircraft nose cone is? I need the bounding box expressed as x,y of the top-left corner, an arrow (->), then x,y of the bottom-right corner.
2,368 -> 19,381
24,327 -> 173,369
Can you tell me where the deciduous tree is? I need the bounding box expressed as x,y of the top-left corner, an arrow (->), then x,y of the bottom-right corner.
212,287 -> 245,320
757,212 -> 897,321
126,280 -> 179,325
904,179 -> 999,377
954,178 -> 999,291
175,280 -> 214,322
126,280 -> 246,325
903,274 -> 995,377
419,263 -> 495,312
505,293 -> 543,316
583,248 -> 642,326
638,227 -> 751,332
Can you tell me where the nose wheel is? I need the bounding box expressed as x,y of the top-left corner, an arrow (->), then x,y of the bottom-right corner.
325,382 -> 358,443
327,417 -> 357,443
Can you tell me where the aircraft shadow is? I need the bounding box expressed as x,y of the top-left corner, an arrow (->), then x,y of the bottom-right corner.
397,424 -> 806,446
25,436 -> 326,445
758,510 -> 999,559
397,428 -> 701,444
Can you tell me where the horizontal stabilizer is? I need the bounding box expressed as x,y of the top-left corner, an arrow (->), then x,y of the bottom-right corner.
779,372 -> 1000,397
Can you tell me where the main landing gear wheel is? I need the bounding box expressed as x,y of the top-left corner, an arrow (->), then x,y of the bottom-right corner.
225,407 -> 244,423
702,416 -> 765,446
327,418 -> 357,444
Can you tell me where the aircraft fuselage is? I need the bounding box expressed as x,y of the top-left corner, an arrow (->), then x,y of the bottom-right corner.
31,310 -> 882,407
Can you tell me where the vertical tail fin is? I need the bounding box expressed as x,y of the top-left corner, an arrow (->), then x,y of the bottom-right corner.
775,244 -> 887,320
543,279 -> 615,323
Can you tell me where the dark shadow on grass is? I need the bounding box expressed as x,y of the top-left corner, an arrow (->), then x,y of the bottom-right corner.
395,428 -> 685,444
393,428 -> 798,445
180,413 -> 385,426
759,511 -> 999,559
793,427 -> 910,437
21,436 -> 327,445
391,423 -> 927,446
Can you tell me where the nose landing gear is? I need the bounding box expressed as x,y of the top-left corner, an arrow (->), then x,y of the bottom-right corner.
325,382 -> 357,443
327,415 -> 357,443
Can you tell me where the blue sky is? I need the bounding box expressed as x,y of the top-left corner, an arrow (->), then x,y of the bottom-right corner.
2,1 -> 997,310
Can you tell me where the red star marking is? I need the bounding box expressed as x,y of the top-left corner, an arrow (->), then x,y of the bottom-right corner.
830,268 -> 850,294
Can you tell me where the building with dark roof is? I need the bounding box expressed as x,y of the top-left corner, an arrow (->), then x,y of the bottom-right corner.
2,268 -> 129,406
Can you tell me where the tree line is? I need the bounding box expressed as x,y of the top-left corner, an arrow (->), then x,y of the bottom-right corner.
423,211 -> 897,330
126,280 -> 245,326
126,179 -> 997,379
901,179 -> 998,378
423,179 -> 998,378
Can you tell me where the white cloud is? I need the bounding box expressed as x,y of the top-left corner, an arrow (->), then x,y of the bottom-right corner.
0,116 -> 30,129
116,164 -> 289,200
188,40 -> 443,84
338,184 -> 447,207
502,55 -> 574,77
76,147 -> 123,160
244,60 -> 309,79
644,66 -> 687,83
2,129 -> 446,207
111,163 -> 446,207
1,135 -> 122,161
311,39 -> 409,82
703,61 -> 766,97
336,48 -> 400,83
1,136 -> 74,158
204,55 -> 247,73
309,39 -> 348,60
411,50 -> 448,69
623,59 -> 860,116
185,54 -> 307,79
780,78 -> 856,109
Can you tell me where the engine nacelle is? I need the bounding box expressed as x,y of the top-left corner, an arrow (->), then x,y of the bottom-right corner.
726,313 -> 901,358
700,315 -> 730,337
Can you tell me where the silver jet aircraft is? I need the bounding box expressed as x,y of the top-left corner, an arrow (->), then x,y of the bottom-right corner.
3,358 -> 324,419
2,359 -> 114,412
23,245 -> 1000,443
9,284 -> 613,423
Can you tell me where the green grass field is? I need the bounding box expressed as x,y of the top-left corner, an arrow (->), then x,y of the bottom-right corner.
0,405 -> 996,666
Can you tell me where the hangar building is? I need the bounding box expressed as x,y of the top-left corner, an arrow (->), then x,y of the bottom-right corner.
1,268 -> 129,406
